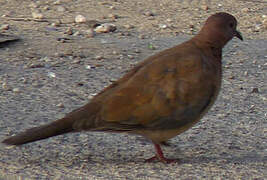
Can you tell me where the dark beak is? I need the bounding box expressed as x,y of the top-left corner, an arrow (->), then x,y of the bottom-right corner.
234,30 -> 243,41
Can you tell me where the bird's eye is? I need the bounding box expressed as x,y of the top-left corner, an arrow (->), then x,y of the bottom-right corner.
229,22 -> 234,28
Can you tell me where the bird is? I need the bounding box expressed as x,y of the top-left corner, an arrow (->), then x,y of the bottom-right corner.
2,12 -> 243,163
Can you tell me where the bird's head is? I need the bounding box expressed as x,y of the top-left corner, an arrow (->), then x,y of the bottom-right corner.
196,12 -> 243,48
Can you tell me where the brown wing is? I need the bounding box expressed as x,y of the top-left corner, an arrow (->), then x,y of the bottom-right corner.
73,41 -> 220,132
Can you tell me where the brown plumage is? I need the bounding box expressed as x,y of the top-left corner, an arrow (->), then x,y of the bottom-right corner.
2,12 -> 243,163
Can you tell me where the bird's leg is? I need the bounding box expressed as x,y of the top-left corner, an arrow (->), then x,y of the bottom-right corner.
145,143 -> 178,163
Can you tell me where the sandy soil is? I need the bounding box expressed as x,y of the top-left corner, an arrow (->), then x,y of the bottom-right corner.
0,0 -> 266,179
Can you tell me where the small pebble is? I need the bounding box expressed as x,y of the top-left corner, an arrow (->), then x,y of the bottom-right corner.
134,49 -> 141,53
109,6 -> 115,10
228,75 -> 235,80
75,15 -> 86,23
112,51 -> 118,55
57,6 -> 66,12
73,31 -> 81,36
108,14 -> 118,20
119,32 -> 131,36
201,5 -> 209,11
56,103 -> 65,108
77,82 -> 84,87
72,59 -> 81,64
110,78 -> 117,82
51,22 -> 60,27
94,23 -> 116,33
32,81 -> 43,88
12,88 -> 20,93
147,16 -> 155,20
29,3 -> 38,8
43,5 -> 50,11
124,24 -> 134,29
100,39 -> 108,44
19,77 -> 27,84
241,8 -> 249,13
159,24 -> 167,29
166,18 -> 172,22
29,63 -> 45,68
32,11 -> 44,19
64,27 -> 73,35
2,82 -> 11,91
251,87 -> 259,93
48,72 -> 56,78
95,55 -> 103,60
128,55 -> 134,59
0,24 -> 9,30
54,0 -> 62,5
85,28 -> 95,38
148,43 -> 156,50
138,34 -> 145,39
41,56 -> 52,62
144,11 -> 154,16
118,54 -> 124,59
94,64 -> 103,67
254,24 -> 261,32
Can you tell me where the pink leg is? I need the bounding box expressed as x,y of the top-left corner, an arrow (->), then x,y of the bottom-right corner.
145,143 -> 179,163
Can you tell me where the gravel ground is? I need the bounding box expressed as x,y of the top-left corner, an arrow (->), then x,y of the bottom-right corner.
0,0 -> 266,179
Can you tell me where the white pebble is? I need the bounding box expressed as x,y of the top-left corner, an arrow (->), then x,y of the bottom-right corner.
166,18 -> 172,22
73,31 -> 81,36
85,65 -> 91,69
48,72 -> 56,78
75,15 -> 86,23
128,55 -> 134,59
12,88 -> 20,93
54,0 -> 62,5
56,103 -> 65,108
94,23 -> 116,33
112,51 -> 118,55
32,11 -> 44,19
0,24 -> 9,30
159,24 -> 167,29
2,82 -> 10,91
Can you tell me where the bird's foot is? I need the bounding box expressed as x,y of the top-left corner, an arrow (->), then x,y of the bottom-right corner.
145,155 -> 179,164
145,143 -> 179,164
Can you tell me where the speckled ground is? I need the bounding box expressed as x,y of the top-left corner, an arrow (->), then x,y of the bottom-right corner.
0,0 -> 266,179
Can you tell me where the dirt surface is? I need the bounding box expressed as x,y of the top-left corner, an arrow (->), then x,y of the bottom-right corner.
0,0 -> 266,179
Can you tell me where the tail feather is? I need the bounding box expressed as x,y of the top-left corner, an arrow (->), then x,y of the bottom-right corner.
2,117 -> 74,145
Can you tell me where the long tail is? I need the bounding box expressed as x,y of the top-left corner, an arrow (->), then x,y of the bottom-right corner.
2,116 -> 75,145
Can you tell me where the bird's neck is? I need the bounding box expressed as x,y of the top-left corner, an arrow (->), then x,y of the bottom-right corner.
191,35 -> 223,62
193,26 -> 229,49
